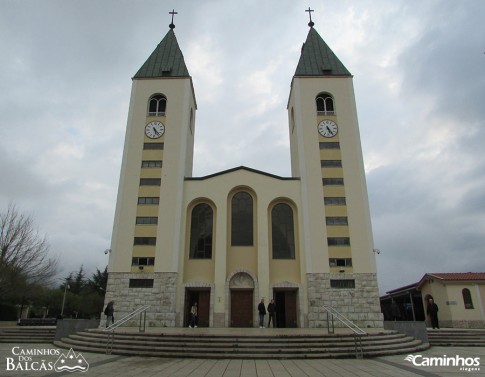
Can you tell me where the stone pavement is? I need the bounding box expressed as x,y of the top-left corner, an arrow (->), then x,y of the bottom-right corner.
1,343 -> 483,376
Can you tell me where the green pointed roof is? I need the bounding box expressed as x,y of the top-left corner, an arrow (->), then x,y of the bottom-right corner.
134,29 -> 190,78
294,27 -> 351,77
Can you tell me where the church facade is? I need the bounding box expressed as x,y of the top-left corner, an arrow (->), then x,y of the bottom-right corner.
104,20 -> 383,329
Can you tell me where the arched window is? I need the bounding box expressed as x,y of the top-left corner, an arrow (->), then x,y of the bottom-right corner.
316,93 -> 335,116
189,203 -> 213,259
231,192 -> 253,246
271,203 -> 295,259
148,94 -> 167,116
462,288 -> 474,309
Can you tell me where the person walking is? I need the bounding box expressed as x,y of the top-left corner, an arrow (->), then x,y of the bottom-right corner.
189,302 -> 198,328
258,298 -> 266,328
427,298 -> 440,329
267,299 -> 276,328
104,301 -> 114,328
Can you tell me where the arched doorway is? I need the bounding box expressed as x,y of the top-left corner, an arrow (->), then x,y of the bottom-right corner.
229,273 -> 254,327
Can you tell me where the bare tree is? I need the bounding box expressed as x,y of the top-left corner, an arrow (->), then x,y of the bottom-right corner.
0,204 -> 58,299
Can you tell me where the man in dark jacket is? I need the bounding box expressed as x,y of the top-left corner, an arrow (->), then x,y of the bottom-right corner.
427,298 -> 440,329
104,301 -> 114,328
267,299 -> 276,328
258,299 -> 266,328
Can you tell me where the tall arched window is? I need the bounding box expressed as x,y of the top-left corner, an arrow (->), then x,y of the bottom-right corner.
316,93 -> 335,115
189,203 -> 213,259
271,203 -> 295,259
231,192 -> 253,246
148,94 -> 167,116
462,288 -> 474,309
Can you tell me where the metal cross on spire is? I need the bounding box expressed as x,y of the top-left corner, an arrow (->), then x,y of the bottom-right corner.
305,7 -> 315,28
169,9 -> 178,29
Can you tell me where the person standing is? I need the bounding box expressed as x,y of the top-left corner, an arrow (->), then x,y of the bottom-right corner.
267,299 -> 276,328
258,298 -> 266,328
189,302 -> 198,328
427,298 -> 440,329
390,300 -> 400,321
104,301 -> 114,328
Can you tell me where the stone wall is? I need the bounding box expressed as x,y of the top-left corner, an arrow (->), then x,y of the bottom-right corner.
307,273 -> 383,329
384,321 -> 428,343
101,272 -> 178,328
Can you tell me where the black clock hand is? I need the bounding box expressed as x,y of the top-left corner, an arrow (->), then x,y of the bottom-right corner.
153,127 -> 159,136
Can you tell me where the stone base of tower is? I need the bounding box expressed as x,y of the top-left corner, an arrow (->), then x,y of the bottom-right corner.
101,272 -> 178,328
307,273 -> 383,329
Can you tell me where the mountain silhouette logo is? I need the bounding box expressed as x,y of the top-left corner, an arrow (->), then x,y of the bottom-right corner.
54,348 -> 89,373
404,354 -> 420,364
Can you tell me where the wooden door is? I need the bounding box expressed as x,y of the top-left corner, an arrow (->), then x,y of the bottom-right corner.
230,289 -> 253,327
198,290 -> 210,327
285,290 -> 297,328
274,290 -> 298,328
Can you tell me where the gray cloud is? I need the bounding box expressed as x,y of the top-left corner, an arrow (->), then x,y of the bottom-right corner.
1,1 -> 484,292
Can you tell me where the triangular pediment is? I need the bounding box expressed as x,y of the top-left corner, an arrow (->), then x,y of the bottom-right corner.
186,166 -> 299,181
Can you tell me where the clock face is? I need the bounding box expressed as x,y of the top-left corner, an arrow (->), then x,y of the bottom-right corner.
145,121 -> 165,139
318,119 -> 338,138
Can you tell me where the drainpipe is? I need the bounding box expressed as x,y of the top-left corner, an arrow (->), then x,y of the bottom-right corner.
475,284 -> 485,321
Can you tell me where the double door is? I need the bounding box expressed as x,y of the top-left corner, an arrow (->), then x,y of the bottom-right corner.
230,289 -> 253,327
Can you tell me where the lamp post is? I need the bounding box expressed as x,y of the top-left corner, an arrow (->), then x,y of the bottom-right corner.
61,281 -> 70,317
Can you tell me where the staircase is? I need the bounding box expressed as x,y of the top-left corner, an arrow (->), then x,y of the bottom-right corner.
54,329 -> 428,359
428,328 -> 485,347
0,326 -> 56,343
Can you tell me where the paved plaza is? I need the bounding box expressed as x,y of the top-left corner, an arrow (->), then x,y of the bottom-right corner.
1,343 -> 483,377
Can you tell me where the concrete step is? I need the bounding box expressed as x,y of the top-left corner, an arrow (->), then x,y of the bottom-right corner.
428,329 -> 485,347
0,326 -> 56,343
54,329 -> 429,359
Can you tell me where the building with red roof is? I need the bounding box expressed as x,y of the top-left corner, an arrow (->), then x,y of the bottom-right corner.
381,273 -> 485,328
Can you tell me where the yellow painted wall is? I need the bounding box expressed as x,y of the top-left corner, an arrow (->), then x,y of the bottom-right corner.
421,281 -> 485,322
181,169 -> 303,315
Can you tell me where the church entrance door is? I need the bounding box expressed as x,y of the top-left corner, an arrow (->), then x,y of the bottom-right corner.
274,289 -> 298,328
185,288 -> 210,327
230,289 -> 253,327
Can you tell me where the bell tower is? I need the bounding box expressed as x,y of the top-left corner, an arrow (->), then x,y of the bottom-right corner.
105,17 -> 196,326
288,16 -> 382,327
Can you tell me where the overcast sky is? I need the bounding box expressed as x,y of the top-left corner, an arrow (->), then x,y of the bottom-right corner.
1,0 -> 484,294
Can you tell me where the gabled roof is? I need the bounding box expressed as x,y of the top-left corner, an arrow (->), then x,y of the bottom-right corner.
185,166 -> 299,181
134,29 -> 190,79
294,27 -> 351,77
417,272 -> 485,289
385,282 -> 419,295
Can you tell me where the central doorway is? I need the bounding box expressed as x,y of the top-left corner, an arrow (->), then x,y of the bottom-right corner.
185,288 -> 210,327
230,289 -> 253,327
274,289 -> 298,328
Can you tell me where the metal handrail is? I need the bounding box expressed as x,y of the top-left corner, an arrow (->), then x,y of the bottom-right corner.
322,305 -> 367,358
103,305 -> 149,354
